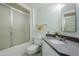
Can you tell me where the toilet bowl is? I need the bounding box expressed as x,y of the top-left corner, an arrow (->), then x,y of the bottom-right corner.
26,37 -> 42,55
27,44 -> 39,54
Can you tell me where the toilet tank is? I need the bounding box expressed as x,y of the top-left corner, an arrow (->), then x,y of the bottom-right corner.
33,37 -> 42,46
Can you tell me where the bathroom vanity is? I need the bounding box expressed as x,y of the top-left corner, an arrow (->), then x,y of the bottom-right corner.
42,39 -> 59,56
42,36 -> 79,56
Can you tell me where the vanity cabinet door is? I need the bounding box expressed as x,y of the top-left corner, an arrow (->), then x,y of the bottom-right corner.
42,40 -> 59,56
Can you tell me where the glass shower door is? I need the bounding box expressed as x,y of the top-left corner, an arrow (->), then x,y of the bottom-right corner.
12,10 -> 30,46
0,4 -> 11,50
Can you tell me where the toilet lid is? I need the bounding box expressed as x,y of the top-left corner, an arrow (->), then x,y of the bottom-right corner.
27,44 -> 39,51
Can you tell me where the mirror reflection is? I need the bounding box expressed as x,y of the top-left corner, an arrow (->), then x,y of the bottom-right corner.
61,3 -> 76,32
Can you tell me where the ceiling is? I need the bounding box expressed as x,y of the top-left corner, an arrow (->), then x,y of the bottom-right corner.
25,3 -> 52,8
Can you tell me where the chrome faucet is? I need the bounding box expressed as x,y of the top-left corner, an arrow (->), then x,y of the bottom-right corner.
59,37 -> 67,43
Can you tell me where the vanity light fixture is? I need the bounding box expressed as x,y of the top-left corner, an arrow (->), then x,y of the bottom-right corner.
56,4 -> 65,10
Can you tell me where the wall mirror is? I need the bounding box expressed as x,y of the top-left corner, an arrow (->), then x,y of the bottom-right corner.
61,3 -> 76,32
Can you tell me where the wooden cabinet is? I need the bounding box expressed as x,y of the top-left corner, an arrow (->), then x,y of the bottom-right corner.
42,40 -> 59,56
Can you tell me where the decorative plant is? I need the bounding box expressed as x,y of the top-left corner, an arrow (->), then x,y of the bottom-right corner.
54,32 -> 59,37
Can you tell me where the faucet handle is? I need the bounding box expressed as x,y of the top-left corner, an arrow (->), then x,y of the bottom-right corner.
63,37 -> 67,41
59,37 -> 66,41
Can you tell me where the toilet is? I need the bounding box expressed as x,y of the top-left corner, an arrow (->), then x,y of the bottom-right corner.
26,37 -> 42,55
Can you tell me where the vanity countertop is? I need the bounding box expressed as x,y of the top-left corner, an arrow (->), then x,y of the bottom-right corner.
43,37 -> 79,56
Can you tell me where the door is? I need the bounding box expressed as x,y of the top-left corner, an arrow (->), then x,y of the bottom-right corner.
0,4 -> 11,50
12,10 -> 30,46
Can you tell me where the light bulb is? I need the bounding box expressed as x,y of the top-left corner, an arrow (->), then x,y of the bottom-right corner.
56,4 -> 65,10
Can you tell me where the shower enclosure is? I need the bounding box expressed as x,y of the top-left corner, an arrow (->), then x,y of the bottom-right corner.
0,4 -> 30,51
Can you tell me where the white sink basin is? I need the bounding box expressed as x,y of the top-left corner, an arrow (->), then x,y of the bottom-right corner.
49,40 -> 65,44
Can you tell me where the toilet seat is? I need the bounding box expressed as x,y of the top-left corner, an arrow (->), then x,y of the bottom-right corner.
27,44 -> 39,54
